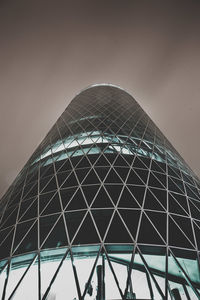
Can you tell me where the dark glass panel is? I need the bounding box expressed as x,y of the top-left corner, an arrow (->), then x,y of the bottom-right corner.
144,189 -> 165,211
65,189 -> 87,211
61,172 -> 78,188
91,187 -> 114,208
82,169 -> 100,185
15,222 -> 38,255
149,188 -> 167,209
169,216 -> 194,249
72,213 -> 100,245
94,167 -> 110,181
114,167 -> 129,182
82,185 -> 100,206
148,173 -> 165,189
127,170 -> 144,185
91,209 -> 114,240
57,171 -> 70,186
168,194 -> 188,216
119,209 -> 140,240
137,213 -> 165,245
0,229 -> 13,259
105,212 -> 133,243
128,186 -> 145,206
65,210 -> 87,241
60,188 -> 77,209
118,187 -> 140,208
14,220 -> 37,253
41,192 -> 62,215
145,211 -> 166,240
20,199 -> 38,221
104,169 -> 122,184
41,216 -> 68,249
105,185 -> 123,205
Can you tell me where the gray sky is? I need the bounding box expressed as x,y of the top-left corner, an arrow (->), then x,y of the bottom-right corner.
0,0 -> 200,199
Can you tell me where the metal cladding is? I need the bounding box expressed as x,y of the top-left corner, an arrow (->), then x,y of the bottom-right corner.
0,84 -> 200,299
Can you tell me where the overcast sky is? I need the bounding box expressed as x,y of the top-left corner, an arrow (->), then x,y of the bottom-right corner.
0,0 -> 200,198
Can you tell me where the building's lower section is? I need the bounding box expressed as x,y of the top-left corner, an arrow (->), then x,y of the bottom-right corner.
0,244 -> 199,300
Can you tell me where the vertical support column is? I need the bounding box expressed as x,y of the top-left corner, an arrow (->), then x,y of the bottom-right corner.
96,255 -> 105,300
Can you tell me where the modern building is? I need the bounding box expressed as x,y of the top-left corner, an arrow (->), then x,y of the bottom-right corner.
0,84 -> 200,300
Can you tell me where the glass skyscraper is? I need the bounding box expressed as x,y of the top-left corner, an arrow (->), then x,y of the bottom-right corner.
0,84 -> 200,299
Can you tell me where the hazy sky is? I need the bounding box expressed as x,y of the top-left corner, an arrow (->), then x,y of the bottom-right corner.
0,0 -> 200,198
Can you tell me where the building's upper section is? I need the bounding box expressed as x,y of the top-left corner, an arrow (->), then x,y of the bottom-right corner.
0,84 -> 200,260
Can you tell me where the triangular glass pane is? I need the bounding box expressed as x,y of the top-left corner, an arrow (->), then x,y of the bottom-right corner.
133,156 -> 149,169
72,213 -> 100,245
104,168 -> 123,184
168,177 -> 184,194
189,200 -> 200,220
15,222 -> 38,255
134,168 -> 149,184
105,211 -> 133,243
76,156 -> 91,168
0,229 -> 14,259
57,171 -> 70,186
113,155 -> 129,166
60,187 -> 77,209
19,197 -> 37,220
39,214 -> 60,246
91,187 -> 114,208
13,220 -> 35,253
57,158 -> 72,172
171,215 -> 195,246
128,185 -> 145,206
82,185 -> 100,206
137,213 -> 165,245
42,176 -> 57,193
0,206 -> 18,229
19,202 -> 36,223
65,188 -> 87,211
61,171 -> 78,188
149,188 -> 167,209
82,169 -> 100,185
42,216 -> 68,249
75,168 -> 89,183
168,194 -> 188,216
193,221 -> 200,248
145,211 -> 166,241
65,210 -> 87,242
170,192 -> 189,213
114,167 -> 129,182
105,185 -> 123,205
95,154 -> 110,166
151,160 -> 166,173
119,209 -> 140,240
127,170 -> 144,185
118,187 -> 140,208
94,167 -> 109,181
91,209 -> 114,240
41,192 -> 61,216
144,189 -> 165,211
169,216 -> 195,249
148,173 -> 165,189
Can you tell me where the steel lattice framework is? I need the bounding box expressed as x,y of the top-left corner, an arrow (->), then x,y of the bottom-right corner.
0,84 -> 200,299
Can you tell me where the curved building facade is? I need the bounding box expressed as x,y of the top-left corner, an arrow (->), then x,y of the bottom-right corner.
0,84 -> 200,299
